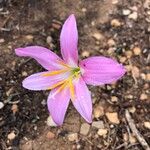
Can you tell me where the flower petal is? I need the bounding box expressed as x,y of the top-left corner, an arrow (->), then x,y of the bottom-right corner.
60,14 -> 78,65
47,88 -> 70,126
80,56 -> 126,85
22,71 -> 69,91
72,78 -> 92,123
15,46 -> 62,70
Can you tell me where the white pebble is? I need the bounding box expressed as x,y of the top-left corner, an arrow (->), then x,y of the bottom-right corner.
123,9 -> 131,16
46,116 -> 57,127
0,102 -> 4,109
128,12 -> 138,20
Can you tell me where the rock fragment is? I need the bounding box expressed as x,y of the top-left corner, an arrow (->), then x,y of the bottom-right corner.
80,123 -> 90,135
144,122 -> 150,129
140,93 -> 148,100
7,132 -> 16,140
111,19 -> 121,27
67,133 -> 78,142
47,116 -> 57,127
94,105 -> 104,118
92,32 -> 104,41
0,102 -> 4,109
97,129 -> 108,136
128,12 -> 138,20
123,9 -> 131,16
92,121 -> 104,129
133,47 -> 141,55
106,112 -> 120,124
46,131 -> 55,139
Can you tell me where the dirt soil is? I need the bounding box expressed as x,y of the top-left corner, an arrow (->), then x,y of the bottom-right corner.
0,0 -> 150,150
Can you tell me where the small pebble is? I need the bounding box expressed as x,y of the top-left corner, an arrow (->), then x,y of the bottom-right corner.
22,71 -> 28,77
41,99 -> 46,106
125,51 -> 133,58
0,102 -> 4,109
7,132 -> 16,140
140,93 -> 148,100
47,116 -> 57,127
97,128 -> 108,136
0,38 -> 5,43
111,19 -> 121,27
128,12 -> 138,20
129,107 -> 136,113
46,131 -> 55,139
25,35 -> 33,42
132,66 -> 140,78
126,94 -> 134,99
81,51 -> 90,57
107,48 -> 115,54
120,57 -> 127,63
146,73 -> 150,81
92,121 -> 104,129
80,123 -> 90,135
107,39 -> 116,47
111,96 -> 118,102
112,0 -> 118,4
52,22 -> 61,30
46,36 -> 52,44
133,47 -> 141,55
123,133 -> 129,142
106,112 -> 120,124
123,9 -> 131,16
140,73 -> 146,80
94,105 -> 104,118
11,104 -> 18,114
129,135 -> 137,144
67,133 -> 78,142
81,8 -> 87,12
144,122 -> 150,129
144,0 -> 150,9
92,32 -> 104,41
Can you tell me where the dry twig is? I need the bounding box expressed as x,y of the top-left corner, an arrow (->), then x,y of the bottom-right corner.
125,109 -> 150,150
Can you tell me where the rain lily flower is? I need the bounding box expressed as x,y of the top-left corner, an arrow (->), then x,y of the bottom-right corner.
15,14 -> 126,126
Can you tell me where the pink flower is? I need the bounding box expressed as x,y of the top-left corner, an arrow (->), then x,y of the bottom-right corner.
15,14 -> 126,126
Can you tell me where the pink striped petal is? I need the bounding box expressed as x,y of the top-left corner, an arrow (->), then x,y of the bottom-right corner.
22,71 -> 69,91
15,46 -> 62,70
72,78 -> 92,123
80,56 -> 126,85
47,88 -> 70,126
60,14 -> 78,65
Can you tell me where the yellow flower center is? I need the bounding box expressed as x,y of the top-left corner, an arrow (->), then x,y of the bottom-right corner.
42,61 -> 80,100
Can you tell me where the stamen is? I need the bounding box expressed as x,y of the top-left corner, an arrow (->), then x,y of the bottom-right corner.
42,69 -> 68,77
57,81 -> 68,93
69,77 -> 75,100
57,60 -> 71,68
48,80 -> 66,90
45,66 -> 81,101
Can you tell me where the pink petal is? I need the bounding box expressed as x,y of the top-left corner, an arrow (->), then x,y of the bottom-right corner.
60,14 -> 78,65
47,88 -> 70,126
72,78 -> 92,123
15,46 -> 62,70
80,56 -> 126,85
23,71 -> 69,91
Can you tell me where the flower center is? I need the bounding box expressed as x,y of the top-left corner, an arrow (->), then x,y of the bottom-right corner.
42,62 -> 81,100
